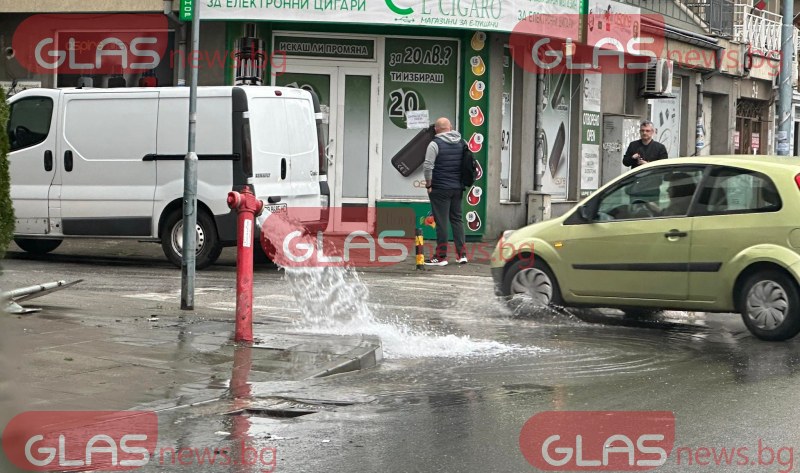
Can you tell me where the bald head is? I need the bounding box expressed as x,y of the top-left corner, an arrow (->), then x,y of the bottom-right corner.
434,117 -> 451,134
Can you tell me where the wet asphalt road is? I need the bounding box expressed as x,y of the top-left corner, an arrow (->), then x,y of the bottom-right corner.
3,241 -> 800,473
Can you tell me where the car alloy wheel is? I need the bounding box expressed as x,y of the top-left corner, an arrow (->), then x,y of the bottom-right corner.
739,270 -> 800,341
745,280 -> 789,330
510,268 -> 554,305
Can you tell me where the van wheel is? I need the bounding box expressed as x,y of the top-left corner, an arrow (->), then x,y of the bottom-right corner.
739,270 -> 800,341
502,259 -> 563,307
161,210 -> 222,270
13,238 -> 62,255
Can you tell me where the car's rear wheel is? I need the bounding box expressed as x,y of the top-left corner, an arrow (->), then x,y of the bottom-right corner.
502,259 -> 563,307
161,209 -> 222,270
14,238 -> 62,255
739,270 -> 800,341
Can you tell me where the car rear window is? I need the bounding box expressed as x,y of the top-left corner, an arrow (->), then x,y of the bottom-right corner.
695,166 -> 781,215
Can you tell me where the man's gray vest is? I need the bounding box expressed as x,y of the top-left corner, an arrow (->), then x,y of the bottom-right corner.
431,137 -> 463,190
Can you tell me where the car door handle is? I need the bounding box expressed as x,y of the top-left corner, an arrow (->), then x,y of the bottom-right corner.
44,150 -> 53,171
64,150 -> 73,172
664,229 -> 688,238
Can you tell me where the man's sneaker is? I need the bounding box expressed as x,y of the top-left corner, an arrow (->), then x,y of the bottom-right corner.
424,258 -> 448,266
457,255 -> 468,264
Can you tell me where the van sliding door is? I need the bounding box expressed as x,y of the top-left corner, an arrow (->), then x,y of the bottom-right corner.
58,92 -> 159,236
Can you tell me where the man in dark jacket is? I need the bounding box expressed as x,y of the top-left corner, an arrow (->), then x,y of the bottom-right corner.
423,117 -> 467,266
623,120 -> 668,168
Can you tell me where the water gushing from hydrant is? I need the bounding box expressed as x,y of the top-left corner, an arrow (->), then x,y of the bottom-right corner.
258,213 -> 525,359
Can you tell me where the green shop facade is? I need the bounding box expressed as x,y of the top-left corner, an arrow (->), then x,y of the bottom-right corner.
195,0 -> 584,240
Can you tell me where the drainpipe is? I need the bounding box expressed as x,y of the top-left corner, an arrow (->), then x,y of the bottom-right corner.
695,73 -> 706,156
776,0 -> 793,155
164,0 -> 188,86
534,72 -> 545,191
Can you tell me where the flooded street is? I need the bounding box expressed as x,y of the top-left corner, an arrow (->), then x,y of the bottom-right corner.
258,274 -> 800,472
3,242 -> 800,472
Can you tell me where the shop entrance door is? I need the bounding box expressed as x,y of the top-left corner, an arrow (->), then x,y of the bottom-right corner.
275,66 -> 380,232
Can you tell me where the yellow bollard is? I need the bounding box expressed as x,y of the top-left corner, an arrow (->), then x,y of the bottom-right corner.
415,228 -> 424,270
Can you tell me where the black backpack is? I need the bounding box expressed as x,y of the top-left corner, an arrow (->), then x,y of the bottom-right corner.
461,142 -> 479,188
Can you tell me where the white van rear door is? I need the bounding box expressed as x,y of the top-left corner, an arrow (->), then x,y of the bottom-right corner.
58,91 -> 158,236
247,96 -> 291,209
284,96 -> 321,208
7,90 -> 60,234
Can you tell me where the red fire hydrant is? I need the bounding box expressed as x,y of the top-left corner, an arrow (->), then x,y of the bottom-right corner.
227,186 -> 264,343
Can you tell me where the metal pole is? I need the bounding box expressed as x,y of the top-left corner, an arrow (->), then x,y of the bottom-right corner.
776,0 -> 793,155
180,1 -> 200,310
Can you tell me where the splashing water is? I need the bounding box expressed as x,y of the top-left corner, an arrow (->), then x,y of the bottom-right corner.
258,213 -> 531,359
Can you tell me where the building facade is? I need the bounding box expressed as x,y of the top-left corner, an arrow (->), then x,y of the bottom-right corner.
1,0 -> 798,239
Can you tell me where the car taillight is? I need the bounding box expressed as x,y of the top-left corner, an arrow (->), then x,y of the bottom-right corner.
795,173 -> 800,190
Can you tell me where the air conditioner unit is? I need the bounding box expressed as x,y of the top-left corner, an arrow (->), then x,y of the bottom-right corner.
643,59 -> 673,95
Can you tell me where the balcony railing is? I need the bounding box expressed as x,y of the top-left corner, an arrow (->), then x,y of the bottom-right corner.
620,0 -> 712,33
686,0 -> 735,37
733,0 -> 783,51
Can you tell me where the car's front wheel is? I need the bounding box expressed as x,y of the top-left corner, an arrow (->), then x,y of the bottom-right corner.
739,270 -> 800,341
502,259 -> 563,307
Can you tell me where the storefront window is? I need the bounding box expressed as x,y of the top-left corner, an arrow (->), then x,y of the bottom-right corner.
540,72 -> 575,200
381,37 -> 459,200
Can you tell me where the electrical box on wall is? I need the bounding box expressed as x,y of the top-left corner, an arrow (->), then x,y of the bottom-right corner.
526,191 -> 552,225
601,114 -> 641,185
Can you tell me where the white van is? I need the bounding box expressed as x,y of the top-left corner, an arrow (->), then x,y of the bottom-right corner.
6,86 -> 330,268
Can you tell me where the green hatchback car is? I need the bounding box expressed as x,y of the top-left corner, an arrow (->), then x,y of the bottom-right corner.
491,156 -> 800,341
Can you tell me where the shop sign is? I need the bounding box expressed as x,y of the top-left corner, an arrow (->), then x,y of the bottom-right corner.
580,74 -> 601,197
180,0 -> 194,20
201,0 -> 580,32
274,35 -> 375,60
733,131 -> 740,150
752,132 -> 760,150
461,31 -> 490,236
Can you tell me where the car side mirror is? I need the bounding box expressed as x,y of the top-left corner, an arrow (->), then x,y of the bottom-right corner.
578,204 -> 596,221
